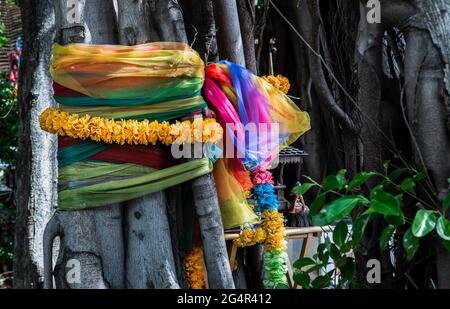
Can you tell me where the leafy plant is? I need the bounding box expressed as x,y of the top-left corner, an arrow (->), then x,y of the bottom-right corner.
0,22 -> 9,48
0,73 -> 18,165
292,165 -> 450,289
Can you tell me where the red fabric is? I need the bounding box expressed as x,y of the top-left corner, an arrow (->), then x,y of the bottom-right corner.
54,83 -> 85,97
59,137 -> 176,170
205,64 -> 232,87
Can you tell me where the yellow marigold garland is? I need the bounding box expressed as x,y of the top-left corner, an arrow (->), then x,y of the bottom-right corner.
233,227 -> 267,248
262,75 -> 291,94
185,244 -> 207,289
261,209 -> 287,251
39,108 -> 223,146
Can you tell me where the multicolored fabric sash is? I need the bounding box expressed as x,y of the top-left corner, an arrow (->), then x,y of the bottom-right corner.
48,42 -> 213,211
41,41 -> 311,230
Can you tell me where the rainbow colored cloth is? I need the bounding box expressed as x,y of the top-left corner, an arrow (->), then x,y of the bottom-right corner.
40,42 -> 311,229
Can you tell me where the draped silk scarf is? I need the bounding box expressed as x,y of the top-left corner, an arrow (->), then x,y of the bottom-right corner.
41,42 -> 311,229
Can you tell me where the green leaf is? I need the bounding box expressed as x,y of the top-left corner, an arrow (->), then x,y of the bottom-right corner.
348,172 -> 377,191
400,178 -> 416,195
322,175 -> 340,191
341,241 -> 353,253
318,251 -> 330,266
305,264 -> 323,274
380,225 -> 396,251
276,283 -> 290,289
443,240 -> 450,253
310,192 -> 327,216
370,189 -> 401,217
403,228 -> 419,261
388,168 -> 408,182
293,271 -> 311,288
329,244 -> 341,260
339,257 -> 355,281
324,196 -> 369,224
413,171 -> 427,182
385,211 -> 405,226
312,211 -> 329,227
293,258 -> 316,270
336,169 -> 348,190
333,221 -> 348,247
383,161 -> 390,174
443,192 -> 450,214
436,216 -> 450,241
411,210 -> 437,237
352,214 -> 371,246
293,183 -> 315,196
316,243 -> 330,265
311,274 -> 332,289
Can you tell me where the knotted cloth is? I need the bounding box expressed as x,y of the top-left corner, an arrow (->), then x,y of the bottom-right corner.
45,42 -> 216,210
40,42 -> 311,229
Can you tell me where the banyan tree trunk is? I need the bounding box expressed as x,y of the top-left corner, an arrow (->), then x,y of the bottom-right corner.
44,0 -> 124,289
43,0 -> 234,289
14,0 -> 57,288
212,0 -> 245,67
117,0 -> 182,289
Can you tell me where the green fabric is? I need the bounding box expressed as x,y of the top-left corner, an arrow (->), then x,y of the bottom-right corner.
58,141 -> 108,168
55,90 -> 202,107
58,158 -> 213,210
59,100 -> 207,121
99,78 -> 204,100
126,104 -> 206,121
59,161 -> 156,182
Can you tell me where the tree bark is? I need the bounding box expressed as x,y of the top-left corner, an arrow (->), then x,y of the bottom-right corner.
354,3 -> 397,288
237,0 -> 257,73
14,0 -> 57,288
117,0 -> 182,289
379,0 -> 450,288
180,0 -> 219,63
191,173 -> 235,289
403,25 -> 450,290
44,0 -> 125,289
212,0 -> 246,67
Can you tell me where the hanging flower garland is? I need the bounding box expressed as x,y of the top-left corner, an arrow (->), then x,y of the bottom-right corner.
262,75 -> 291,94
233,227 -> 267,248
233,75 -> 292,288
252,167 -> 288,288
39,108 -> 223,146
233,166 -> 288,288
185,243 -> 207,289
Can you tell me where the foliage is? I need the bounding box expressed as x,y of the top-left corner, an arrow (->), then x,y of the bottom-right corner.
292,164 -> 450,289
0,73 -> 18,165
0,201 -> 14,269
0,166 -> 15,269
0,22 -> 9,48
0,66 -> 17,269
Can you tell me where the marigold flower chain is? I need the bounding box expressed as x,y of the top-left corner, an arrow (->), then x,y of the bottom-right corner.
248,167 -> 288,287
262,75 -> 291,94
39,108 -> 223,146
185,245 -> 206,289
233,227 -> 267,248
261,210 -> 287,251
